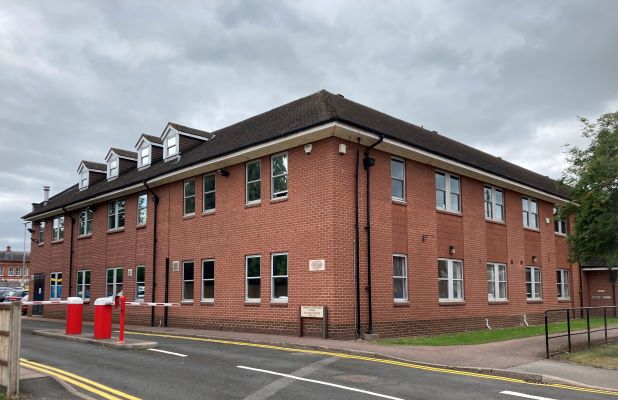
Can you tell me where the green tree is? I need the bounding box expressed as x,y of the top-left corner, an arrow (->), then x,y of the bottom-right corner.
561,112 -> 618,265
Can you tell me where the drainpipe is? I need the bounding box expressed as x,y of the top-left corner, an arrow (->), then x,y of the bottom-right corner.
354,138 -> 361,338
62,206 -> 75,297
143,181 -> 160,327
610,267 -> 617,318
363,134 -> 384,335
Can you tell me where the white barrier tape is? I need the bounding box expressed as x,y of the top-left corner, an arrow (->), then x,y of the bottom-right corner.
21,301 -> 68,305
125,302 -> 180,307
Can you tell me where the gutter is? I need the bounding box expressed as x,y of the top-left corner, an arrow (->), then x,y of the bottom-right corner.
143,181 -> 160,327
62,206 -> 75,297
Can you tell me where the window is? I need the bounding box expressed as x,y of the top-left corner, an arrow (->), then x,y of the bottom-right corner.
438,259 -> 464,301
391,158 -> 405,201
393,255 -> 408,301
182,261 -> 194,301
137,193 -> 147,226
8,267 -> 14,276
557,269 -> 570,299
525,266 -> 542,300
484,186 -> 504,222
0,267 -> 3,276
202,260 -> 214,301
79,170 -> 89,190
554,207 -> 567,235
522,197 -> 539,229
78,207 -> 93,236
38,221 -> 45,243
106,267 -> 123,297
246,160 -> 261,203
108,199 -> 125,230
271,253 -> 288,302
50,272 -> 62,299
77,270 -> 91,301
271,153 -> 288,199
52,216 -> 64,241
184,179 -> 195,215
203,174 -> 215,212
23,266 -> 28,276
135,265 -> 145,300
108,159 -> 118,179
166,135 -> 178,158
435,172 -> 461,212
245,256 -> 261,302
15,267 -> 21,276
139,146 -> 150,167
487,263 -> 507,301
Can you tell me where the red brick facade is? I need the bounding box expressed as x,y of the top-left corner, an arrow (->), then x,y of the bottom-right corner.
27,134 -> 586,338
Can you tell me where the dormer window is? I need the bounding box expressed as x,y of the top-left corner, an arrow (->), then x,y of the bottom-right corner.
77,161 -> 106,190
79,170 -> 89,189
139,146 -> 150,168
108,158 -> 119,179
166,135 -> 178,158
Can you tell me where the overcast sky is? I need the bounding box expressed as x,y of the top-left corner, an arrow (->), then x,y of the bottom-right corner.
1,0 -> 617,250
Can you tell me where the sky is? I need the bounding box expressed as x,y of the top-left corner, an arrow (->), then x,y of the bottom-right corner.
1,0 -> 617,250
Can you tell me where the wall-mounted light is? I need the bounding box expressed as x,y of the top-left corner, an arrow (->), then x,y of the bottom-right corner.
216,169 -> 229,177
338,143 -> 347,155
545,217 -> 551,224
532,255 -> 538,263
449,245 -> 456,255
304,143 -> 313,155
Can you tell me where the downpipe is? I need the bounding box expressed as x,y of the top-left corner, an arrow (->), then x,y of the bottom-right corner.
62,206 -> 75,297
143,181 -> 160,327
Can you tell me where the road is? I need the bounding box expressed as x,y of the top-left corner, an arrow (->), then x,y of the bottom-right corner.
20,319 -> 617,400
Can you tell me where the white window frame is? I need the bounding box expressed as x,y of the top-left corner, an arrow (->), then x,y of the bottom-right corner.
78,207 -> 93,236
487,263 -> 508,301
435,171 -> 461,213
553,207 -> 567,235
137,193 -> 148,226
393,254 -> 408,302
202,173 -> 216,213
165,135 -> 178,158
50,272 -> 62,299
52,216 -> 64,242
15,267 -> 21,276
8,267 -> 14,276
391,158 -> 405,201
271,152 -> 288,199
79,170 -> 89,190
138,146 -> 151,168
438,258 -> 464,302
271,253 -> 288,303
245,255 -> 261,302
108,199 -> 125,230
38,221 -> 45,243
201,259 -> 215,302
182,261 -> 194,301
0,267 -> 3,276
246,160 -> 262,204
106,267 -> 123,297
522,197 -> 539,229
76,270 -> 90,301
135,265 -> 146,300
525,266 -> 542,300
557,269 -> 570,299
184,179 -> 196,216
107,158 -> 118,180
484,185 -> 504,222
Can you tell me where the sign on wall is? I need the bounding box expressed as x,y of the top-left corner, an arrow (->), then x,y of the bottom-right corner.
309,259 -> 325,271
301,306 -> 324,318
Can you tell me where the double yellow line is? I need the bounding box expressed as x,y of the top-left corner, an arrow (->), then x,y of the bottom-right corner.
20,358 -> 141,400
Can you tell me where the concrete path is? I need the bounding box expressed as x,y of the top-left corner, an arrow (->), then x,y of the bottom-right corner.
510,359 -> 618,391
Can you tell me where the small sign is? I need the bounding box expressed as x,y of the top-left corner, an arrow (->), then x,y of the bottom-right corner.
301,306 -> 324,318
309,259 -> 325,271
598,289 -> 606,293
127,269 -> 133,277
173,261 -> 180,272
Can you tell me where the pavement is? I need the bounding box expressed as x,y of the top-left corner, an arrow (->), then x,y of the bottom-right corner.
19,317 -> 618,399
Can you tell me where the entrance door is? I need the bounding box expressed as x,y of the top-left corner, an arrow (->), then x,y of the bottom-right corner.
32,273 -> 45,316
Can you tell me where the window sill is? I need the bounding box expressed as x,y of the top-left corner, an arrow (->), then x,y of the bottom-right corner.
270,196 -> 288,204
77,234 -> 92,240
245,201 -> 261,208
244,300 -> 261,306
183,214 -> 195,220
180,300 -> 194,305
270,301 -> 288,307
200,300 -> 214,305
202,210 -> 215,216
488,300 -> 509,305
51,240 -> 64,245
391,199 -> 406,206
554,233 -> 567,238
37,242 -> 45,247
393,300 -> 409,307
136,224 -> 147,230
439,300 -> 465,306
523,227 -> 540,233
526,299 -> 543,304
485,219 -> 506,226
107,228 -> 125,235
436,209 -> 462,217
558,298 -> 572,303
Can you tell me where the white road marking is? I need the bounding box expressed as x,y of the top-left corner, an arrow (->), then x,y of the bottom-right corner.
237,365 -> 404,400
147,348 -> 188,357
500,391 -> 557,400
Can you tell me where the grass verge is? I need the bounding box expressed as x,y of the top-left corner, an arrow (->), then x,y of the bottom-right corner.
375,317 -> 618,346
558,344 -> 618,369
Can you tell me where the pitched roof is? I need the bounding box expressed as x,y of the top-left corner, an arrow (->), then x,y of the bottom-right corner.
168,122 -> 213,140
81,161 -> 106,172
141,134 -> 163,145
0,249 -> 29,262
109,148 -> 138,160
23,90 -> 568,219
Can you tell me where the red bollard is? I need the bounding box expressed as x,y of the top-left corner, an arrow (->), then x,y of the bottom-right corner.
65,297 -> 84,335
94,297 -> 113,339
115,295 -> 126,344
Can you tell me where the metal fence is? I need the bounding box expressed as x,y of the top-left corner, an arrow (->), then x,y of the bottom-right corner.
545,306 -> 618,358
0,302 -> 21,399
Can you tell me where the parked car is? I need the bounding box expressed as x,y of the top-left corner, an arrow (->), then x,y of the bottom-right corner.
4,289 -> 28,302
0,287 -> 14,302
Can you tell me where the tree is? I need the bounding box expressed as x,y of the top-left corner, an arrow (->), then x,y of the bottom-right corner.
561,112 -> 618,266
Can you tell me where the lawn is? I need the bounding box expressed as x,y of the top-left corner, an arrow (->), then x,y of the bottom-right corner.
375,317 -> 618,346
559,344 -> 618,369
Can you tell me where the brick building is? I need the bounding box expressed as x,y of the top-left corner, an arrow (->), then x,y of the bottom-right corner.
23,90 -> 600,338
0,246 -> 29,288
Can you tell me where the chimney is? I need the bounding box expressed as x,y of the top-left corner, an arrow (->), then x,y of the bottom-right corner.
43,186 -> 50,205
6,245 -> 11,252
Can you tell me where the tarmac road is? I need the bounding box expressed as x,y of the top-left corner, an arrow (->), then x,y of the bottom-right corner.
20,319 -> 618,400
